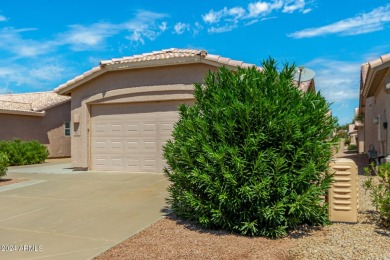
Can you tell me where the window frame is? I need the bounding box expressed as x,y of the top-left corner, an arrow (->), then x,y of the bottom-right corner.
64,121 -> 71,137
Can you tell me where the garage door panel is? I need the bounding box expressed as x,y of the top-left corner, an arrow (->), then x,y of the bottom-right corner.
125,140 -> 140,151
111,123 -> 123,133
126,158 -> 140,168
143,140 -> 158,151
91,101 -> 182,172
143,158 -> 157,167
125,123 -> 140,134
110,140 -> 123,150
111,158 -> 123,168
94,123 -> 108,134
143,122 -> 157,134
93,139 -> 108,150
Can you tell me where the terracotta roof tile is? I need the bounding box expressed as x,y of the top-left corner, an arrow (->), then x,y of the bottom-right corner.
0,92 -> 70,113
55,48 -> 262,95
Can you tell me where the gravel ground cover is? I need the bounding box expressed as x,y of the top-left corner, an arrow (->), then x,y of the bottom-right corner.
89,151 -> 390,259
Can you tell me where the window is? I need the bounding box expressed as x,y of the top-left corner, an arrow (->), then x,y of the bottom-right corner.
64,121 -> 71,136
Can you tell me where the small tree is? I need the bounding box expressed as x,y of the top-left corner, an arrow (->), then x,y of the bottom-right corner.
164,58 -> 338,238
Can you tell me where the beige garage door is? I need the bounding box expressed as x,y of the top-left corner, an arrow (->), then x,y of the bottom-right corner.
90,101 -> 182,172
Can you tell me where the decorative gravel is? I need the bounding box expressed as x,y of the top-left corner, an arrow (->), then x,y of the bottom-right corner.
288,175 -> 390,260
95,152 -> 390,260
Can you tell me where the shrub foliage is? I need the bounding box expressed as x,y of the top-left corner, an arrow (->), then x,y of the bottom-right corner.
0,139 -> 49,166
364,163 -> 390,227
0,152 -> 8,178
164,59 -> 338,238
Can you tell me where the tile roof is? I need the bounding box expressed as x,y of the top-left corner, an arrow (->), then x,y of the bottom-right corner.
358,53 -> 390,116
0,91 -> 70,114
55,48 -> 258,95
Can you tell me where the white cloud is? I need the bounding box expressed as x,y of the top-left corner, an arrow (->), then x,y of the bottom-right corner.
29,65 -> 65,81
202,1 -> 311,34
0,15 -> 7,22
306,59 -> 361,103
282,0 -> 305,13
202,6 -> 246,24
248,2 -> 270,17
0,27 -> 56,57
208,25 -> 237,33
173,22 -> 190,34
202,9 -> 220,24
288,3 -> 390,38
123,10 -> 168,45
0,62 -> 68,91
61,23 -> 118,50
248,1 -> 283,17
192,22 -> 204,36
0,10 -> 168,56
159,22 -> 167,32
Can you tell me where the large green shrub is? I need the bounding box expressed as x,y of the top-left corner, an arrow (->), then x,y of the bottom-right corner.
164,59 -> 338,238
0,152 -> 8,178
364,163 -> 390,227
0,139 -> 48,166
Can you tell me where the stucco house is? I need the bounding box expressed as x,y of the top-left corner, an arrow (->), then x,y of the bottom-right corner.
358,53 -> 390,162
0,92 -> 71,158
55,48 -> 315,172
348,123 -> 358,146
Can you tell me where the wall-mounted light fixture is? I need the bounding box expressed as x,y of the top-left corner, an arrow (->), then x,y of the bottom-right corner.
385,77 -> 390,92
73,113 -> 80,123
373,116 -> 380,124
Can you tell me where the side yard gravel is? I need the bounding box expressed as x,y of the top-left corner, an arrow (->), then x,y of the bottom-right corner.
288,175 -> 390,259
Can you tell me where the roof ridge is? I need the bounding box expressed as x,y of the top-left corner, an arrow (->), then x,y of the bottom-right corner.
0,91 -> 54,96
0,99 -> 32,104
100,48 -> 206,65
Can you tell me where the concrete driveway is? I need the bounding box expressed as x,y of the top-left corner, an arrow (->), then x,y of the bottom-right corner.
0,159 -> 169,260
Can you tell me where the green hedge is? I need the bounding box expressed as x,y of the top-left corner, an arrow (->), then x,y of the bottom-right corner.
0,152 -> 8,178
0,139 -> 48,166
164,59 -> 337,238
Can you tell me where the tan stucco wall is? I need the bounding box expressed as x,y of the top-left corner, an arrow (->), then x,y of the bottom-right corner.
0,101 -> 71,158
364,87 -> 390,157
68,63 -> 219,169
357,127 -> 364,153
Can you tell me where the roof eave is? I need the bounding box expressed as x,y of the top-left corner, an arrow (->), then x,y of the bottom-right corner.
55,67 -> 106,95
104,56 -> 202,71
361,54 -> 390,98
0,109 -> 46,117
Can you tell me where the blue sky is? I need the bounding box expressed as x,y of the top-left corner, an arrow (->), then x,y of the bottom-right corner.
0,0 -> 389,125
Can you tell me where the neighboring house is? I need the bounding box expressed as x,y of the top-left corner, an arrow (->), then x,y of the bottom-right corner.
55,48 -> 315,172
348,123 -> 357,146
0,92 -> 71,158
358,53 -> 390,162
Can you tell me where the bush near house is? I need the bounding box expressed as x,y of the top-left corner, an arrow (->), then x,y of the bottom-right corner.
364,163 -> 390,227
347,144 -> 357,151
344,137 -> 351,146
164,59 -> 338,238
0,139 -> 48,166
0,152 -> 8,178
